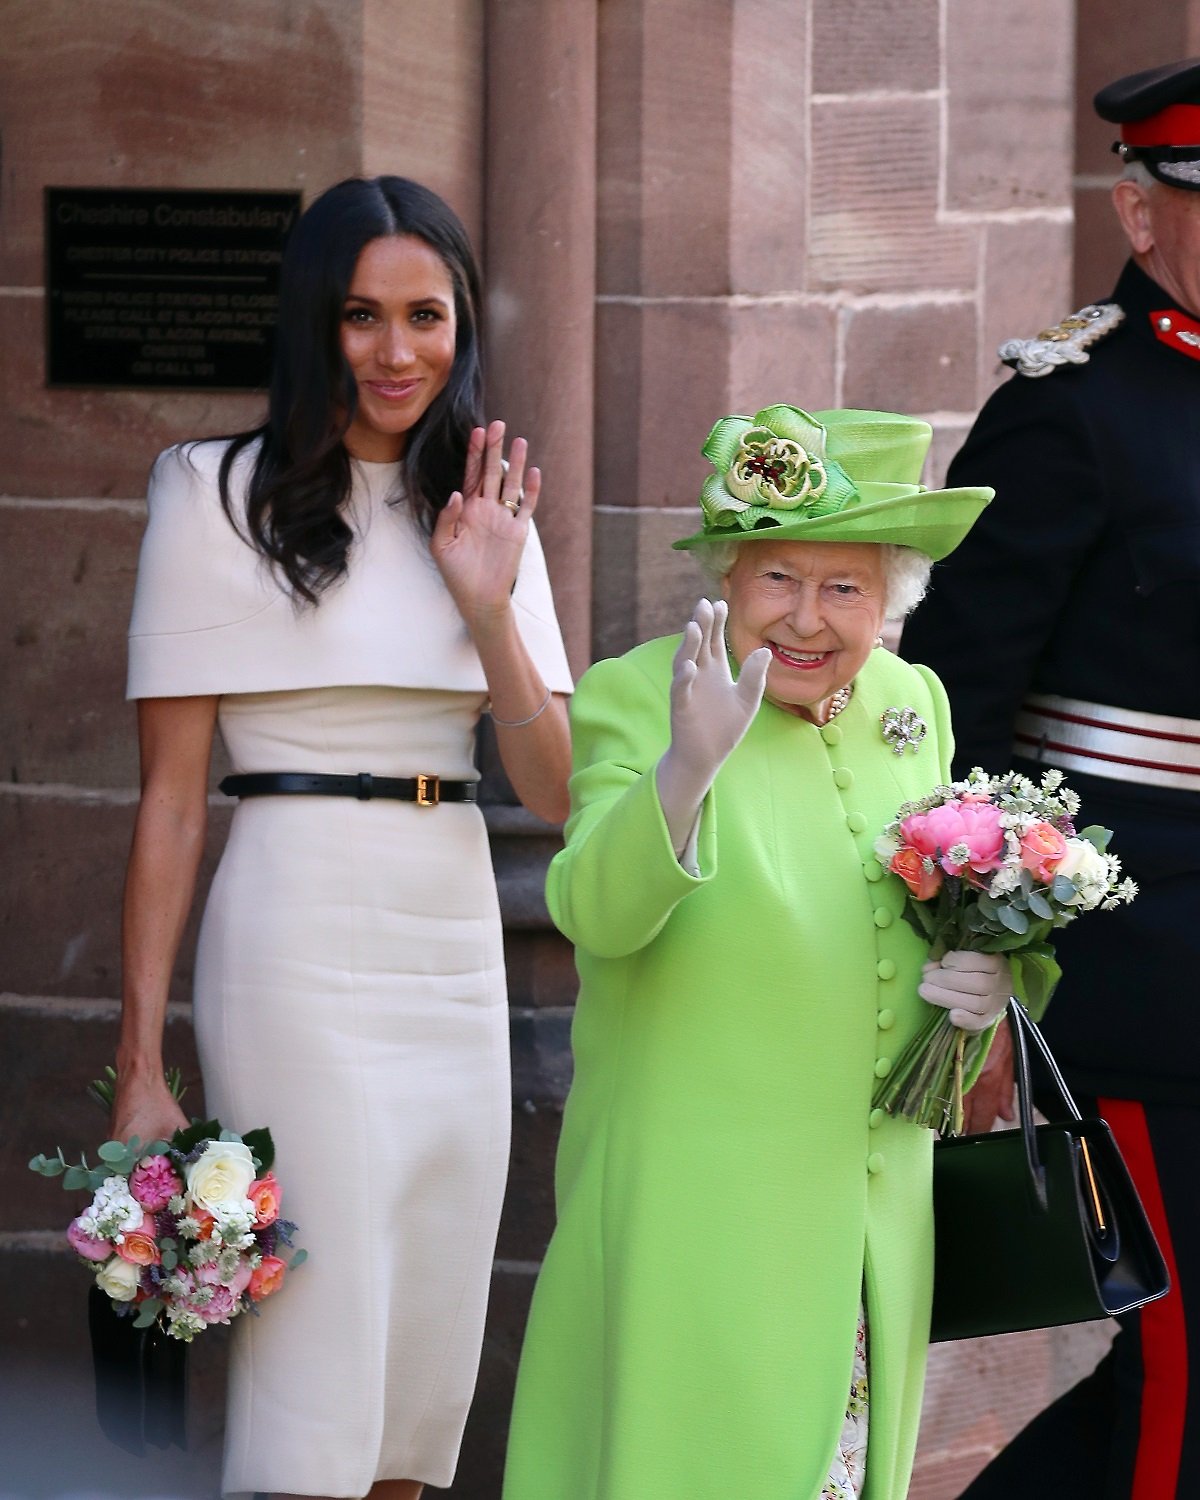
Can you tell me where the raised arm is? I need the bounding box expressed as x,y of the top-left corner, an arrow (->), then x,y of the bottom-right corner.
431,420 -> 571,823
110,695 -> 217,1144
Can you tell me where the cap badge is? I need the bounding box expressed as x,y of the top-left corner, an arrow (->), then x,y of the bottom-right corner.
880,706 -> 928,756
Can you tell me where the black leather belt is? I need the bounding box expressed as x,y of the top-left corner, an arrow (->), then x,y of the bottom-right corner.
218,772 -> 477,807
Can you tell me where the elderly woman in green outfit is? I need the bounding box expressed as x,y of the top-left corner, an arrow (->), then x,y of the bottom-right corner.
502,407 -> 1009,1500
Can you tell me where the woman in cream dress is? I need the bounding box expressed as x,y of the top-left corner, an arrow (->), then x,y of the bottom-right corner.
112,177 -> 572,1500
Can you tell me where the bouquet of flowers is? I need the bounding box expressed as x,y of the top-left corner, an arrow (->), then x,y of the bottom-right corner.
30,1114 -> 305,1342
872,767 -> 1138,1134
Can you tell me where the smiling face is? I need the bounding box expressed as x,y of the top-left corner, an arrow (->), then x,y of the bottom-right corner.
720,539 -> 888,721
339,233 -> 458,462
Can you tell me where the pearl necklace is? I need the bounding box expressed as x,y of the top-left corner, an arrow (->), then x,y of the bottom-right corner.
820,683 -> 854,725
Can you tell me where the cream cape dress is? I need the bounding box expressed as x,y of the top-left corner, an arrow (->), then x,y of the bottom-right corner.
126,441 -> 572,1497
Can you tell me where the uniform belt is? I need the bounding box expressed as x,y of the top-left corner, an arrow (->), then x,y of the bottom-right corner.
1013,694 -> 1200,792
218,772 -> 477,807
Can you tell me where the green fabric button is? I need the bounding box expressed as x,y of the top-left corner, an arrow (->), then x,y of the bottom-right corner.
863,858 -> 883,882
876,958 -> 896,979
873,1056 -> 892,1079
873,907 -> 893,929
820,723 -> 843,746
868,1108 -> 886,1130
877,1008 -> 896,1031
833,768 -> 854,790
867,1153 -> 885,1175
845,812 -> 868,835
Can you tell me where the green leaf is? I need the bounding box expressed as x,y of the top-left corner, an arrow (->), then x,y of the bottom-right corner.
1052,874 -> 1077,903
28,1154 -> 66,1177
997,904 -> 1030,935
1008,945 -> 1062,1021
241,1128 -> 275,1174
169,1118 -> 221,1157
97,1140 -> 128,1163
1027,889 -> 1054,920
161,1248 -> 178,1271
1018,867 -> 1034,895
288,1248 -> 307,1270
63,1166 -> 92,1191
132,1298 -> 164,1329
1078,824 -> 1112,852
975,891 -> 999,920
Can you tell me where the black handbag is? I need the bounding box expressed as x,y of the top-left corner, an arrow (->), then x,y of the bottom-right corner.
930,1000 -> 1170,1343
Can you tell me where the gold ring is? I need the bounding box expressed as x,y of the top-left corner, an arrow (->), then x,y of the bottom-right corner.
502,497 -> 520,513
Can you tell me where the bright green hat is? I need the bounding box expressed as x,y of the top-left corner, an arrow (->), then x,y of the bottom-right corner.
672,405 -> 992,561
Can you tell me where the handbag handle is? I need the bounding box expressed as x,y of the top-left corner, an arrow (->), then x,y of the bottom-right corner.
1002,1000 -> 1086,1213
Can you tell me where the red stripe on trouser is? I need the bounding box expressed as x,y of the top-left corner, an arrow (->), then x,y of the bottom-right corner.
1099,1097 -> 1188,1500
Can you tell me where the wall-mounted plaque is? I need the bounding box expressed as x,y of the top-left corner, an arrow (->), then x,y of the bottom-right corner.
46,187 -> 301,390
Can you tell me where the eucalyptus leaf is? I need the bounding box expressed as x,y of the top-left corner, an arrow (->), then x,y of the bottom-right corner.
1018,867 -> 1034,895
288,1248 -> 308,1269
997,904 -> 1030,935
97,1140 -> 128,1163
28,1154 -> 66,1177
1027,890 -> 1054,920
63,1166 -> 93,1191
1078,824 -> 1112,852
976,891 -> 998,920
132,1298 -> 164,1329
1052,875 -> 1077,903
161,1248 -> 178,1271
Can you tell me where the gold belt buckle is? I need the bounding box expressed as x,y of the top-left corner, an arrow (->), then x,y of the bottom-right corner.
416,772 -> 440,807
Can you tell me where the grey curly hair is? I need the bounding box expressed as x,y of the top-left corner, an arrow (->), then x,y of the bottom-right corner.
693,540 -> 933,618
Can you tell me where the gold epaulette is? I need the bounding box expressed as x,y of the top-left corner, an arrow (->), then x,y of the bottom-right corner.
998,302 -> 1125,378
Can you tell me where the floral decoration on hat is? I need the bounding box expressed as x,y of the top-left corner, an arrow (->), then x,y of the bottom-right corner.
699,405 -> 859,533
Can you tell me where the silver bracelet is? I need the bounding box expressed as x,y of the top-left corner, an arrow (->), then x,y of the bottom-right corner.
490,686 -> 552,728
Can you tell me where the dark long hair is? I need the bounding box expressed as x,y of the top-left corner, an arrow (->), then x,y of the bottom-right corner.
218,176 -> 484,604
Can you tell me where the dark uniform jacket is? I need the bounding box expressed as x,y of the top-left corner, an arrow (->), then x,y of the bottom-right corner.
902,259 -> 1200,1105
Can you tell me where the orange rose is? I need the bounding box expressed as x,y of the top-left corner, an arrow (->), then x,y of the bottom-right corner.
191,1209 -> 216,1241
1019,821 -> 1067,883
890,846 -> 942,901
247,1173 -> 282,1227
249,1255 -> 287,1301
115,1229 -> 161,1267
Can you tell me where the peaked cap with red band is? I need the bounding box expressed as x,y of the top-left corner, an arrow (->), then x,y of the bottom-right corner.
1096,56 -> 1200,191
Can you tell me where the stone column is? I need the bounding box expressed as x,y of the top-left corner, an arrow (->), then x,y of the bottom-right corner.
482,0 -> 598,676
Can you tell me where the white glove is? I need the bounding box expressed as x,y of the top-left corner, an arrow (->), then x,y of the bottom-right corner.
655,599 -> 770,855
919,950 -> 1012,1033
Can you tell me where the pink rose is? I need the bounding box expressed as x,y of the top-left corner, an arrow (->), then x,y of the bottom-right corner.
195,1258 -> 253,1297
889,846 -> 943,901
249,1255 -> 287,1302
1019,821 -> 1068,883
129,1155 -> 183,1212
67,1216 -> 113,1262
196,1283 -> 237,1324
900,800 -> 1005,877
247,1173 -> 281,1227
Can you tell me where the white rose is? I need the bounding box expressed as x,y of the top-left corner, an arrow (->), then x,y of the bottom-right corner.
95,1255 -> 141,1302
1055,839 -> 1109,907
185,1141 -> 256,1213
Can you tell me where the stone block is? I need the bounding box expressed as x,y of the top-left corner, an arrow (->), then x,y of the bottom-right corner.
0,791 -> 229,1001
980,218 -> 1074,399
729,300 -> 840,414
592,506 -> 710,661
1072,186 -> 1129,308
0,296 -> 263,499
843,302 -> 978,414
597,0 -> 736,296
945,0 -> 1073,212
912,1321 -> 1114,1496
0,997 -> 204,1233
812,0 -> 939,94
445,1267 -> 537,1497
1075,5 -> 1194,176
809,99 -> 978,294
496,1095 -> 564,1263
363,0 -> 485,243
729,0 -> 808,293
503,929 -> 579,1011
926,417 -> 975,491
1,501 -> 142,788
0,0 -> 360,287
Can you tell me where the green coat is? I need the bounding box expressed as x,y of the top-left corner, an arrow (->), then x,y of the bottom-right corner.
504,638 -> 956,1500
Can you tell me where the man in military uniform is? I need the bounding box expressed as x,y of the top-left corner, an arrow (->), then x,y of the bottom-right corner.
902,58 -> 1200,1498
